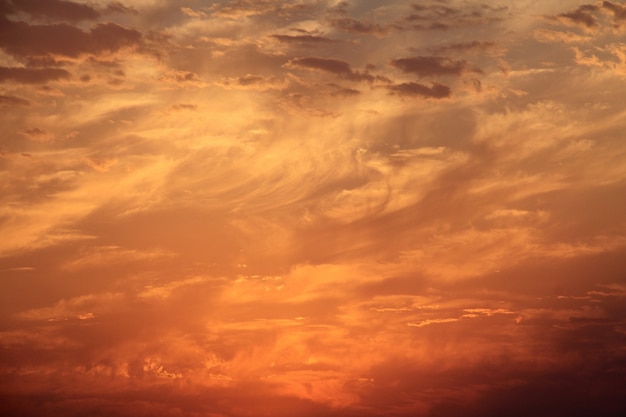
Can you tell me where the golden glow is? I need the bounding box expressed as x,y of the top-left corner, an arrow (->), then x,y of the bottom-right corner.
1,1 -> 626,416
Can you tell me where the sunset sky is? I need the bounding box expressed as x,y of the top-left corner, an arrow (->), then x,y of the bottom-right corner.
1,0 -> 626,416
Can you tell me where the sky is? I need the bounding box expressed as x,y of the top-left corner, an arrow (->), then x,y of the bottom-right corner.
1,0 -> 626,416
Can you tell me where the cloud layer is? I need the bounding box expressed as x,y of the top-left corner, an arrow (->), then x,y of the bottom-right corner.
1,1 -> 626,416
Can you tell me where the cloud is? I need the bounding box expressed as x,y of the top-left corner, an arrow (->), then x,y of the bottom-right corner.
62,245 -> 173,271
286,56 -> 384,82
19,127 -> 54,141
322,0 -> 392,36
556,4 -> 600,29
602,1 -> 626,25
390,56 -> 474,77
328,84 -> 360,97
406,317 -> 459,327
1,1 -> 626,416
84,156 -> 117,172
404,3 -> 507,31
18,292 -> 124,321
159,70 -> 202,84
218,74 -> 287,90
534,28 -> 593,43
386,81 -> 451,98
180,6 -> 205,18
5,0 -> 100,21
428,40 -> 498,54
104,2 -> 137,16
207,0 -> 314,20
328,17 -> 391,36
0,93 -> 30,105
0,66 -> 70,83
167,103 -> 198,112
0,19 -> 141,59
271,34 -> 336,45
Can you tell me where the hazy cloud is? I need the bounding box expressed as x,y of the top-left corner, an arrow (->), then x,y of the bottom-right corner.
272,34 -> 336,45
557,4 -> 600,29
5,0 -> 100,21
0,19 -> 141,58
390,56 -> 475,77
602,0 -> 626,25
386,81 -> 451,98
0,93 -> 30,105
328,17 -> 391,36
0,66 -> 69,83
286,56 -> 384,82
1,1 -> 626,416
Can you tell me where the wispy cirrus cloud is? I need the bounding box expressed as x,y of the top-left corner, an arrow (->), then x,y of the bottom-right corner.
1,1 -> 626,416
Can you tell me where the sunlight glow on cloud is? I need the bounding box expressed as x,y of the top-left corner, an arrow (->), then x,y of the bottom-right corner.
1,1 -> 626,416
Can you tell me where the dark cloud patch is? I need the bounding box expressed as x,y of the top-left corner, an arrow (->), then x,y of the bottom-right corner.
0,66 -> 70,84
287,56 -> 387,83
207,0 -> 316,20
0,94 -> 30,106
329,17 -> 391,36
328,83 -> 360,97
0,18 -> 141,59
18,127 -> 54,142
20,127 -> 47,137
408,4 -> 457,19
405,3 -> 507,31
271,34 -> 335,45
169,103 -> 198,112
25,56 -> 67,67
237,74 -> 268,86
289,56 -> 352,75
412,21 -> 450,31
104,1 -> 137,16
602,1 -> 626,24
556,4 -> 600,29
428,40 -> 497,55
391,56 -> 474,77
428,370 -> 626,417
387,81 -> 451,98
5,0 -> 100,22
